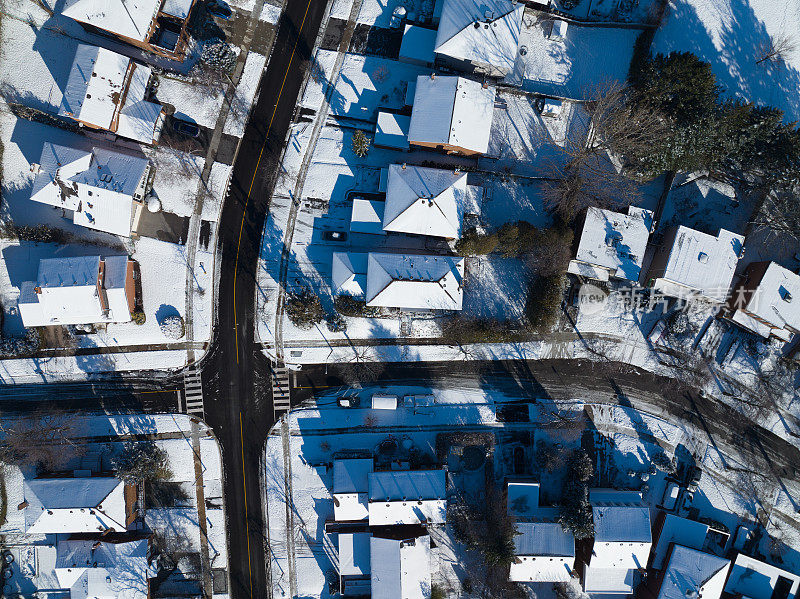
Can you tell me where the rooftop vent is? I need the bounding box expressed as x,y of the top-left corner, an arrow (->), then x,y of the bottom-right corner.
698,252 -> 709,263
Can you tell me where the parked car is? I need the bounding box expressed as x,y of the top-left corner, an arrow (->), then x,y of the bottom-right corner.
660,482 -> 681,511
323,230 -> 347,242
172,119 -> 201,137
648,319 -> 667,345
206,0 -> 232,19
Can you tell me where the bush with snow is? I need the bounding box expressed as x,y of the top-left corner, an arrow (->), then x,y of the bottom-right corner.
159,315 -> 185,339
0,329 -> 40,357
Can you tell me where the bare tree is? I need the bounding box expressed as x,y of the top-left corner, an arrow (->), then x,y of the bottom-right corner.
757,33 -> 797,65
0,406 -> 86,471
337,347 -> 385,388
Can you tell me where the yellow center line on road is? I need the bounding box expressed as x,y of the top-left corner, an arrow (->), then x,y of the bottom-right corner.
233,0 -> 314,365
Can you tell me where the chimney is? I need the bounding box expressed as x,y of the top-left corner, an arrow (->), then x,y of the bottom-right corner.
430,72 -> 436,80
18,500 -> 28,510
92,541 -> 102,550
402,163 -> 407,169
30,163 -> 42,175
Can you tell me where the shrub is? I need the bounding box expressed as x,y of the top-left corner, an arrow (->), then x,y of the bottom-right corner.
525,275 -> 565,332
455,228 -> 499,255
567,448 -> 594,482
159,315 -> 185,339
352,130 -> 371,157
0,329 -> 40,357
440,317 -> 525,345
13,224 -> 67,243
334,295 -> 382,318
132,310 -> 147,325
558,479 -> 595,539
286,289 -> 325,329
431,585 -> 447,599
534,439 -> 561,473
651,451 -> 676,474
326,312 -> 347,332
112,441 -> 172,484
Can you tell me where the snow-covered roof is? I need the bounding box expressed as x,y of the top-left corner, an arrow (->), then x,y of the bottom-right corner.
657,545 -> 730,599
375,112 -> 411,149
161,0 -> 195,18
59,45 -> 162,144
741,262 -> 800,334
55,538 -> 152,599
366,253 -> 464,311
434,0 -> 524,73
591,504 -> 651,569
383,164 -> 467,238
350,199 -> 385,235
511,522 -> 575,582
507,481 -> 540,518
370,535 -> 431,599
368,470 -> 447,525
62,0 -> 160,43
653,226 -> 743,303
400,24 -> 437,66
23,477 -> 128,534
652,515 -> 709,570
333,459 -> 373,521
724,554 -> 800,599
571,206 -> 652,282
408,75 -> 495,155
339,533 -> 371,577
31,142 -> 148,236
583,565 -> 636,594
332,252 -> 368,297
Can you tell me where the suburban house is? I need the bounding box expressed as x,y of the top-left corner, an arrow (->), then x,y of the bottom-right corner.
62,0 -> 196,60
332,252 -> 369,297
434,0 -> 525,77
332,459 -> 374,522
50,539 -> 155,599
365,253 -> 465,311
724,553 -> 800,599
506,482 -> 575,583
408,75 -> 496,156
30,142 -> 152,237
22,476 -> 136,534
367,469 -> 447,525
383,164 -> 468,239
650,545 -> 730,599
371,534 -> 433,599
645,226 -> 744,303
650,514 -> 711,570
725,262 -> 800,342
338,532 -> 372,596
59,44 -> 165,145
583,490 -> 652,596
568,206 -> 653,283
18,255 -> 137,328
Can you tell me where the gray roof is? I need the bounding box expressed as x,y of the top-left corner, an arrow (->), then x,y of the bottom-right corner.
104,255 -> 130,289
59,44 -> 102,120
369,470 -> 446,501
38,256 -> 101,288
515,522 -> 575,556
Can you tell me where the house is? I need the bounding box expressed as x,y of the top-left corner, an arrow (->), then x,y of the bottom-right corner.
652,545 -> 730,599
568,206 -> 653,283
332,252 -> 369,297
30,142 -> 152,237
338,532 -> 372,596
646,226 -> 744,303
365,253 -> 465,311
434,0 -> 525,77
583,490 -> 651,596
53,538 -> 154,599
651,514 -> 710,569
506,482 -> 576,583
383,164 -> 468,239
62,0 -> 196,60
22,477 -> 135,534
371,534 -> 432,599
18,255 -> 136,328
726,262 -> 800,342
59,45 -> 165,145
408,75 -> 496,156
724,554 -> 800,599
333,459 -> 374,521
368,469 -> 447,525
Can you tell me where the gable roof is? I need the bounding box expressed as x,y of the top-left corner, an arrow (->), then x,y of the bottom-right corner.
62,0 -> 161,43
657,545 -> 730,599
383,164 -> 466,238
371,535 -> 431,599
23,477 -> 128,534
743,262 -> 800,333
38,256 -> 101,289
55,539 -> 152,599
652,515 -> 709,570
435,0 -> 524,73
368,470 -> 447,525
332,252 -> 368,296
408,75 -> 495,155
366,253 -> 464,310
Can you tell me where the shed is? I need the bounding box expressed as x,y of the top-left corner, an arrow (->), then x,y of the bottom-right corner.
374,112 -> 411,150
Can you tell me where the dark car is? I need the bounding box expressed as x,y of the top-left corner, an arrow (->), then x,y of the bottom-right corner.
323,230 -> 348,242
172,119 -> 201,138
206,0 -> 232,19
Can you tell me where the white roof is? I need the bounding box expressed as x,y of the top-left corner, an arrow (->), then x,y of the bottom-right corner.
366,253 -> 464,311
725,554 -> 800,599
731,309 -> 775,338
583,565 -> 636,594
368,470 -> 447,525
339,533 -> 371,577
24,477 -> 128,534
511,522 -> 574,582
654,226 -> 743,302
60,45 -> 162,143
371,535 -> 431,599
55,539 -> 152,599
573,206 -> 652,282
657,546 -> 730,599
435,0 -> 524,73
409,75 -> 495,154
63,0 -> 159,42
652,515 -> 709,570
333,459 -> 373,521
743,262 -> 800,333
400,24 -> 437,65
332,252 -> 368,297
350,199 -> 385,235
591,505 -> 651,569
161,0 -> 194,18
375,112 -> 411,149
507,481 -> 540,518
32,142 -> 147,236
384,164 -> 467,238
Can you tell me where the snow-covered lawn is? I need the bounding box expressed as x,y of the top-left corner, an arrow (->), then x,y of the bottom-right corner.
652,0 -> 800,121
